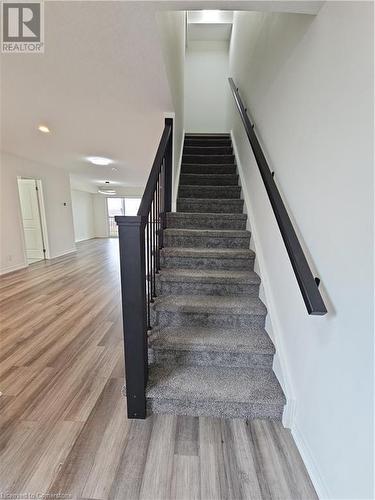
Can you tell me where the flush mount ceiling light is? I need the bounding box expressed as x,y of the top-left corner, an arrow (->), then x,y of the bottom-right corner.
98,188 -> 116,195
87,156 -> 113,166
38,124 -> 50,133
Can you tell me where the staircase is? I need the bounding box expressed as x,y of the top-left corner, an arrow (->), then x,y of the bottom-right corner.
146,133 -> 286,419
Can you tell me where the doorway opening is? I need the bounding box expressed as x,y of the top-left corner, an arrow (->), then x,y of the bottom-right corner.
17,178 -> 48,265
107,197 -> 141,237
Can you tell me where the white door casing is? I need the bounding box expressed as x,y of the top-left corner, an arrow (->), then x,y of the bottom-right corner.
18,179 -> 45,262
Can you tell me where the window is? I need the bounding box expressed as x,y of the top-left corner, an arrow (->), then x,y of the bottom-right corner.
107,197 -> 141,237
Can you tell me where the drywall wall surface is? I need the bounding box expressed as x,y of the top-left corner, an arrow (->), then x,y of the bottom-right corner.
156,10 -> 185,208
71,189 -> 95,242
0,152 -> 76,273
185,41 -> 230,132
229,3 -> 374,498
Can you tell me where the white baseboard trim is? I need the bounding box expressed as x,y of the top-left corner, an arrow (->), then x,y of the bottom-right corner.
172,128 -> 185,212
49,247 -> 77,259
230,130 -> 296,429
75,236 -> 95,243
292,425 -> 331,499
0,262 -> 28,275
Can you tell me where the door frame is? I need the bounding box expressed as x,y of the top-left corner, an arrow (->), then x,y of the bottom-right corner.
17,177 -> 50,264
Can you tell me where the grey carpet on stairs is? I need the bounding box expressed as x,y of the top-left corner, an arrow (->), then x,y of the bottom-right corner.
146,132 -> 286,419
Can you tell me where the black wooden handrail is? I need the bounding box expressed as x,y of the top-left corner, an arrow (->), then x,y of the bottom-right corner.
138,123 -> 172,216
229,78 -> 327,315
115,118 -> 173,418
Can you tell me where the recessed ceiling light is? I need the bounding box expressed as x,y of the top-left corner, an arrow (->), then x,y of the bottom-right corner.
38,125 -> 50,133
87,156 -> 113,166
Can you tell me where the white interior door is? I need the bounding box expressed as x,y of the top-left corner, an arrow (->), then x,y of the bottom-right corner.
18,179 -> 45,263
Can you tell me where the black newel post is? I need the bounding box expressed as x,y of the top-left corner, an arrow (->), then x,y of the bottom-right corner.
115,215 -> 148,419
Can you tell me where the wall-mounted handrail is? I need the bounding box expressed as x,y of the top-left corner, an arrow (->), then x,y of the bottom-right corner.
229,78 -> 327,315
115,118 -> 173,418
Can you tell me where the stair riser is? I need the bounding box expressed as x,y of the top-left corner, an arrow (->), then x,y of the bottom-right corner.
153,311 -> 266,329
179,174 -> 238,186
151,349 -> 274,370
183,146 -> 233,155
179,186 -> 241,199
166,215 -> 246,230
156,280 -> 259,297
164,234 -> 250,249
181,164 -> 236,174
183,155 -> 235,164
147,398 -> 283,420
177,199 -> 244,213
184,139 -> 232,147
160,255 -> 255,271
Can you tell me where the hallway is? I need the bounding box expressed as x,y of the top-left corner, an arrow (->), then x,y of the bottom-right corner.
0,239 -> 316,499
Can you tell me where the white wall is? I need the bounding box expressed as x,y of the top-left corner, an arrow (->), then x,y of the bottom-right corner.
93,195 -> 108,238
0,152 -> 76,274
185,41 -> 230,133
156,11 -> 186,210
71,190 -> 95,242
229,3 -> 374,499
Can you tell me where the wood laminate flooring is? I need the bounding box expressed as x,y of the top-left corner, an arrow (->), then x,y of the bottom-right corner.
0,238 -> 317,499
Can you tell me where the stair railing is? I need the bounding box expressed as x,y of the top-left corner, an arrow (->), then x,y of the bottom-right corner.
229,78 -> 327,315
115,117 -> 173,418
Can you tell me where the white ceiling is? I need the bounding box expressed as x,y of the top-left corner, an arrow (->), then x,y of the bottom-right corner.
1,2 -> 174,191
187,11 -> 233,42
1,1 -> 321,193
149,1 -> 322,15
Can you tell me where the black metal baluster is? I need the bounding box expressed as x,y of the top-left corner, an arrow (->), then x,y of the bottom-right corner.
149,211 -> 153,305
156,175 -> 160,271
159,158 -> 165,249
146,219 -> 151,330
115,118 -> 173,419
152,192 -> 157,296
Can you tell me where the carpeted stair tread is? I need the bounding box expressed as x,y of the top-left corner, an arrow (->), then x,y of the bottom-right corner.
183,146 -> 233,155
167,212 -> 247,221
179,173 -> 238,186
146,364 -> 286,406
161,247 -> 255,259
185,133 -> 231,136
158,268 -> 260,285
181,164 -> 237,174
166,212 -> 247,230
179,185 -> 241,199
145,131 -> 286,420
184,139 -> 232,147
160,247 -> 255,270
153,294 -> 267,316
177,198 -> 244,213
150,326 -> 275,354
182,154 -> 235,164
164,228 -> 250,238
